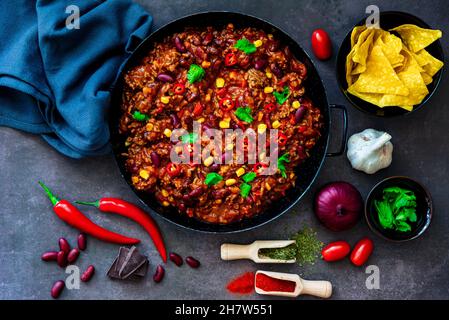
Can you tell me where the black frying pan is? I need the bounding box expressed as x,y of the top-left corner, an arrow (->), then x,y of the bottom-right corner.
110,11 -> 347,233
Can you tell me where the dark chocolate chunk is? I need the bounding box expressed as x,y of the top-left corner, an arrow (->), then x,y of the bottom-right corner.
107,246 -> 149,280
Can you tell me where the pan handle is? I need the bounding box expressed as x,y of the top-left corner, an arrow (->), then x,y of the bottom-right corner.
326,104 -> 348,157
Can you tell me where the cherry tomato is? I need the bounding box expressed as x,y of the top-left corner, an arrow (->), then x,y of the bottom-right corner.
219,97 -> 235,111
173,83 -> 186,95
225,53 -> 238,66
264,103 -> 276,113
166,163 -> 181,177
311,29 -> 332,60
350,238 -> 374,267
321,241 -> 351,262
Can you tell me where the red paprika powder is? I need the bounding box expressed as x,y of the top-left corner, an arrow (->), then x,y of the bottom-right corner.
255,273 -> 296,293
226,272 -> 255,294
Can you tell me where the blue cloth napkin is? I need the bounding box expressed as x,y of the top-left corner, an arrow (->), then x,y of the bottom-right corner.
0,0 -> 152,158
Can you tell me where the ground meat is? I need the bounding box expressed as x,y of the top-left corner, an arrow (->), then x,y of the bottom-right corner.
119,24 -> 323,224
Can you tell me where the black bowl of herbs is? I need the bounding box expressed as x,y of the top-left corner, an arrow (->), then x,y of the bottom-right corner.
365,176 -> 433,242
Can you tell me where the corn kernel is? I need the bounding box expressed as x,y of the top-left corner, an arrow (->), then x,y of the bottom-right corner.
254,39 -> 263,47
201,61 -> 211,68
265,72 -> 272,79
292,100 -> 301,109
272,120 -> 281,129
160,96 -> 170,104
290,172 -> 295,179
146,123 -> 154,131
205,93 -> 211,102
236,167 -> 245,177
196,117 -> 205,123
131,176 -> 139,184
258,123 -> 267,134
268,33 -> 274,40
142,87 -> 151,95
265,182 -> 271,191
257,112 -> 264,121
226,143 -> 234,151
225,179 -> 237,186
219,120 -> 230,129
216,78 -> 225,88
203,156 -> 214,167
162,201 -> 170,207
215,199 -> 222,204
139,169 -> 149,180
163,128 -> 172,138
161,189 -> 169,198
264,86 -> 274,94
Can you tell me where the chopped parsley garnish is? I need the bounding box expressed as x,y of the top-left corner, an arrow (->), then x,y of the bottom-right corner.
240,183 -> 252,198
187,64 -> 205,84
204,172 -> 223,187
180,132 -> 198,144
132,111 -> 149,122
234,38 -> 257,54
273,86 -> 291,105
234,107 -> 253,123
277,153 -> 290,178
374,187 -> 417,232
242,172 -> 257,183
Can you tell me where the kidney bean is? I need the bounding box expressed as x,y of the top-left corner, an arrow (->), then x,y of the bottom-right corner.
189,187 -> 204,198
169,252 -> 183,267
77,233 -> 87,251
270,63 -> 283,78
157,73 -> 174,83
41,251 -> 58,262
57,250 -> 67,268
174,37 -> 186,52
170,113 -> 180,128
150,151 -> 160,168
254,58 -> 268,70
212,189 -> 229,199
51,280 -> 65,299
81,265 -> 95,282
67,248 -> 80,264
268,40 -> 280,52
58,237 -> 70,254
209,164 -> 220,172
153,265 -> 165,283
185,256 -> 200,268
295,107 -> 306,124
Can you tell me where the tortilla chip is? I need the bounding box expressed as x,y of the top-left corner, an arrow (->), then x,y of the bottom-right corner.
351,29 -> 376,74
351,26 -> 367,47
349,42 -> 409,96
421,72 -> 433,85
379,31 -> 405,67
412,49 -> 444,76
390,24 -> 442,52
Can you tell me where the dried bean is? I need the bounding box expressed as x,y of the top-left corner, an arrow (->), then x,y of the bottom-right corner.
189,187 -> 204,198
157,73 -> 173,83
153,265 -> 165,283
254,58 -> 268,70
270,63 -> 283,78
150,151 -> 161,167
295,107 -> 306,124
209,164 -> 220,172
57,250 -> 67,268
67,248 -> 80,264
58,238 -> 70,254
41,251 -> 58,262
81,265 -> 95,282
174,37 -> 186,52
169,252 -> 183,267
170,114 -> 180,128
185,256 -> 200,268
51,280 -> 65,299
77,233 -> 87,251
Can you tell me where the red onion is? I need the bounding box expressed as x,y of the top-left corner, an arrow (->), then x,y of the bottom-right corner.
314,182 -> 363,231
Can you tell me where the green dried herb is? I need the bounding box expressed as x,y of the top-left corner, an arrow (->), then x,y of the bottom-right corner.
259,244 -> 297,261
292,226 -> 323,266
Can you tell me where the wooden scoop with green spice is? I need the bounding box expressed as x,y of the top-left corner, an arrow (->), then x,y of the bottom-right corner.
221,240 -> 296,263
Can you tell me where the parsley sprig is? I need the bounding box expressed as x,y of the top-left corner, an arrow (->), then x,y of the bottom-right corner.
234,107 -> 253,123
277,153 -> 290,178
187,64 -> 205,84
234,38 -> 257,54
273,86 -> 291,105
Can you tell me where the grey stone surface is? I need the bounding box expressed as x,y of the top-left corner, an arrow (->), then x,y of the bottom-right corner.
1,0 -> 448,300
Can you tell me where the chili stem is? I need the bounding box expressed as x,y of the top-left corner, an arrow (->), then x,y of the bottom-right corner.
75,200 -> 101,208
38,181 -> 59,206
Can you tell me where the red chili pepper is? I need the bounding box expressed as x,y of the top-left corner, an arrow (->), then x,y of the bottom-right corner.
225,53 -> 238,66
166,162 -> 181,177
253,162 -> 268,175
277,132 -> 288,147
38,182 -> 140,245
219,97 -> 235,111
76,198 -> 167,262
193,102 -> 203,116
216,87 -> 227,98
173,83 -> 186,95
264,103 -> 276,112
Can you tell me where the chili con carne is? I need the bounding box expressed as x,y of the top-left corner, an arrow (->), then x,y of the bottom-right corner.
76,198 -> 167,262
38,182 -> 140,245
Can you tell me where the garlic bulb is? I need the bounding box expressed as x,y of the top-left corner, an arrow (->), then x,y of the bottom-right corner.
347,129 -> 393,174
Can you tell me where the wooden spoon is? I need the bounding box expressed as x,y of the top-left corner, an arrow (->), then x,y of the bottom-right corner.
255,270 -> 332,298
221,240 -> 296,263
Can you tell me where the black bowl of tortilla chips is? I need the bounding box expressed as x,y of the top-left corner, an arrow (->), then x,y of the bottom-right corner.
337,11 -> 444,117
